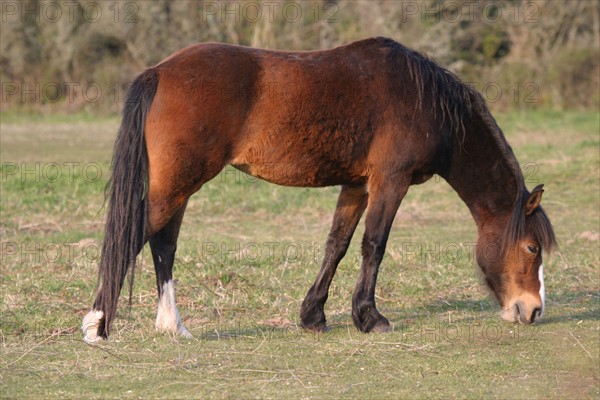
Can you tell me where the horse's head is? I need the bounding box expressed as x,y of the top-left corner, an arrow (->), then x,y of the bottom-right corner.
476,184 -> 556,324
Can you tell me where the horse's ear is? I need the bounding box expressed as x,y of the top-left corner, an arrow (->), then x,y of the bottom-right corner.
524,184 -> 544,216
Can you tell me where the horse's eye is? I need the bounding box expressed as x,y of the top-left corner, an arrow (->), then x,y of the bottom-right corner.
527,245 -> 538,254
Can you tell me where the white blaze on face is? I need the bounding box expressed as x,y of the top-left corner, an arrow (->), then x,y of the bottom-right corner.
538,257 -> 545,316
156,280 -> 192,338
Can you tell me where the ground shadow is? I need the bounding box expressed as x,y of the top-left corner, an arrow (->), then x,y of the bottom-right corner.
185,289 -> 598,341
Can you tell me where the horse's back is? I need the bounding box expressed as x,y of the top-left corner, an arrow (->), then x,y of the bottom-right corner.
234,40 -> 394,186
147,38 -> 439,188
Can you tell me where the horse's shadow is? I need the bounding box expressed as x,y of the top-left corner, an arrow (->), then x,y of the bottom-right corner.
327,289 -> 600,330
191,289 -> 598,341
392,289 -> 600,325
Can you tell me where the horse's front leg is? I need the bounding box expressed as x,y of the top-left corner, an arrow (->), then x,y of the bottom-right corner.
300,184 -> 368,331
352,175 -> 409,332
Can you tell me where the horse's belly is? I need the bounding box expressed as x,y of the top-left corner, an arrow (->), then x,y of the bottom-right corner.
230,157 -> 366,187
230,123 -> 371,187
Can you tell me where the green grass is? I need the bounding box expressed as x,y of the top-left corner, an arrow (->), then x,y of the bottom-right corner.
1,110 -> 598,398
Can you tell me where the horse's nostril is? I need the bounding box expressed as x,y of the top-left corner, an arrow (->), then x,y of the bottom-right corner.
531,307 -> 541,323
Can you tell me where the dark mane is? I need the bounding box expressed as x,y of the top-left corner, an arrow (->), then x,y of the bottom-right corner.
379,37 -> 486,146
378,37 -> 557,253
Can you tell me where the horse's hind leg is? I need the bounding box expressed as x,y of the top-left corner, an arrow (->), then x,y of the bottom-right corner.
142,102 -> 230,337
149,200 -> 191,338
300,185 -> 368,331
82,189 -> 190,342
352,175 -> 409,333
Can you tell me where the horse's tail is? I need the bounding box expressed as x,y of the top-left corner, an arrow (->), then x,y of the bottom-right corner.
95,69 -> 159,338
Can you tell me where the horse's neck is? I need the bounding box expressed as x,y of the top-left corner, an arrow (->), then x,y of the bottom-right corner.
442,112 -> 523,225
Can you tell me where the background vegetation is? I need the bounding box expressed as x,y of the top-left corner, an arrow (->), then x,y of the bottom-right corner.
1,0 -> 599,114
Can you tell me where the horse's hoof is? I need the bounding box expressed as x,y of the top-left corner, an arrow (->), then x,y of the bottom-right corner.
353,307 -> 391,333
81,309 -> 104,343
178,327 -> 194,339
301,322 -> 329,333
370,322 -> 392,333
300,321 -> 330,333
156,322 -> 194,339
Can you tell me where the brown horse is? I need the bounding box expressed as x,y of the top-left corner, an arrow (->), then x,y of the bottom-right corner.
82,37 -> 556,342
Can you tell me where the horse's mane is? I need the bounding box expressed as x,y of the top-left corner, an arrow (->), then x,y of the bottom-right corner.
377,37 -> 557,253
378,37 -> 485,146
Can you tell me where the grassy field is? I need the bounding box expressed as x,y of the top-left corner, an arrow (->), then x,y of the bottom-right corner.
1,110 -> 598,398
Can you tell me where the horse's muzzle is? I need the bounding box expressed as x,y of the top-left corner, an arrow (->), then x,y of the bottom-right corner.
501,301 -> 543,324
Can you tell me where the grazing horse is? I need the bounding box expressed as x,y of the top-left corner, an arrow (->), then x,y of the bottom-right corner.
82,37 -> 556,342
